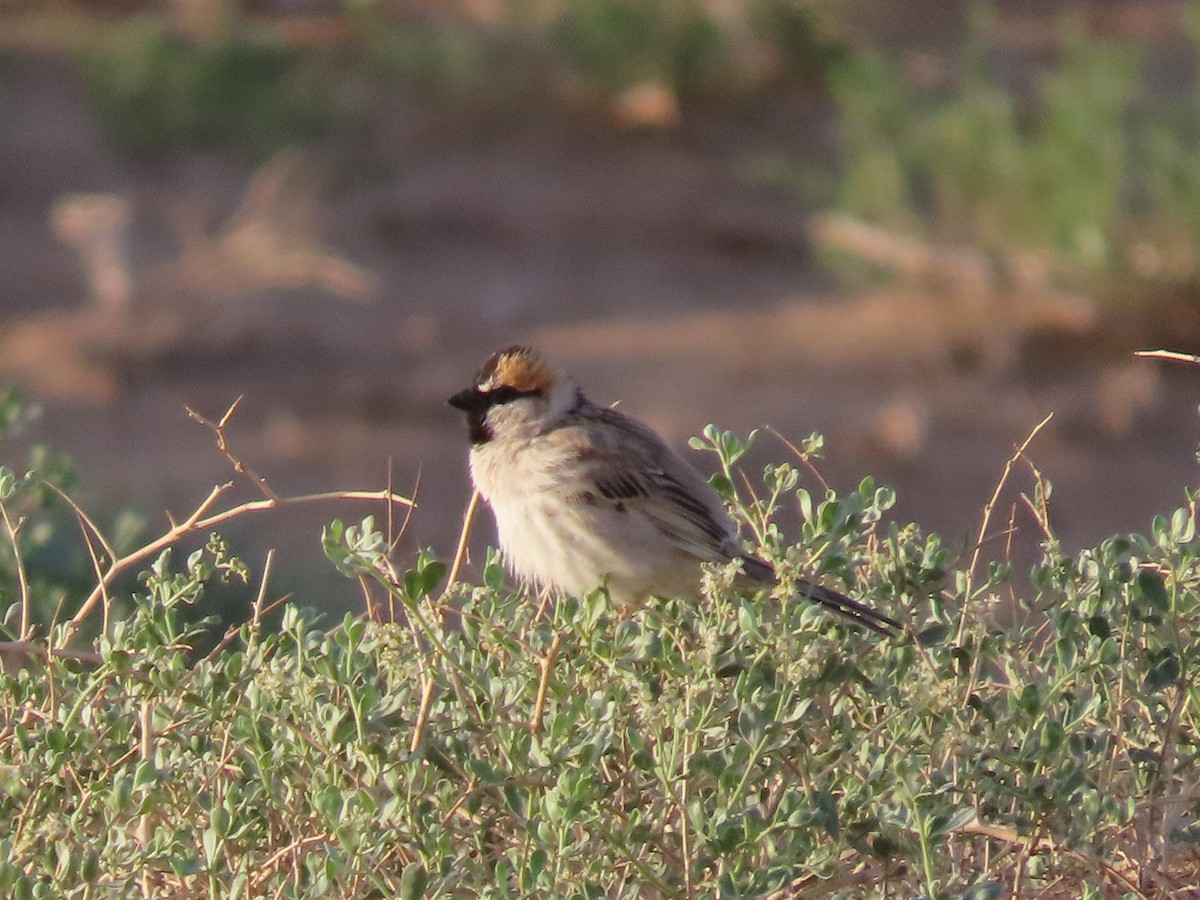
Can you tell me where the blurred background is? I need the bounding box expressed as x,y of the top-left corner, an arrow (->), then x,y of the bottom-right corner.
2,0 -> 1200,616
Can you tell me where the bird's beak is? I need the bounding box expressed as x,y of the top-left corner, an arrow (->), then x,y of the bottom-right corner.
449,387 -> 488,413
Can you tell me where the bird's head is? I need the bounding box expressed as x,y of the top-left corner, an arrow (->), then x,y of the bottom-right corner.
449,346 -> 579,444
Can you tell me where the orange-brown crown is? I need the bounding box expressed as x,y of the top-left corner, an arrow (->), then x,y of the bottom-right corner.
477,346 -> 557,395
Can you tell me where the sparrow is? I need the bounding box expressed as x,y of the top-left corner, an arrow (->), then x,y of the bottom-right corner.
449,346 -> 898,635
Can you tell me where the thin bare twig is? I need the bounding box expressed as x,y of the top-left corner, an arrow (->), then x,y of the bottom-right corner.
443,490 -> 482,596
46,483 -> 117,631
1135,349 -> 1200,366
252,549 -> 275,631
765,848 -> 879,899
1003,503 -> 1019,608
64,480 -> 223,636
48,482 -> 117,565
679,691 -> 694,899
385,464 -> 422,623
1017,495 -> 1054,543
533,585 -> 554,626
438,780 -> 482,830
530,632 -> 563,736
765,425 -> 832,494
958,412 -> 1054,645
187,398 -> 279,502
386,458 -> 395,552
408,491 -> 484,752
1019,449 -> 1053,524
65,485 -> 413,640
0,501 -> 31,640
1141,669 -> 1191,888
410,676 -> 437,754
138,699 -> 154,897
387,460 -> 421,557
247,834 -> 332,897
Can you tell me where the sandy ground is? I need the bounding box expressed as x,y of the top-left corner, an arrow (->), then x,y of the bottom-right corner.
1,45 -> 1198,615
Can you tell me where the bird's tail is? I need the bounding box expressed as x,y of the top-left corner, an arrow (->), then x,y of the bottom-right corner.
795,578 -> 901,636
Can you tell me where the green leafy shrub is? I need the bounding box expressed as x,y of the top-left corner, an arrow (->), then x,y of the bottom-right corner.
0,389 -> 96,640
801,4 -> 1200,293
78,19 -> 355,156
826,11 -> 1144,273
2,412 -> 1200,896
547,0 -> 846,97
549,0 -> 727,96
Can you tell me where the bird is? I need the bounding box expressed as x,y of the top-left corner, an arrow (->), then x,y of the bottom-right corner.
448,346 -> 899,635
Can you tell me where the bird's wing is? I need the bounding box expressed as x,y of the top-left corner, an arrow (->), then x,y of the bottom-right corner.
594,463 -> 735,562
549,405 -> 902,635
554,404 -> 741,564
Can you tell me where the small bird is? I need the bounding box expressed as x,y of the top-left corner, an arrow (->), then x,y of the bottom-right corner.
449,346 -> 898,635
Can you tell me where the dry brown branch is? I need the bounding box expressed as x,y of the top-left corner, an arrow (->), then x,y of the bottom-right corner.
246,834 -> 333,897
388,461 -> 420,558
530,632 -> 563,736
137,699 -> 154,896
407,493 -> 481,752
409,676 -> 438,755
187,397 -> 279,502
1018,454 -> 1052,533
60,395 -> 413,641
64,483 -> 413,641
444,489 -> 482,596
0,641 -> 103,666
765,848 -> 881,899
251,549 -> 277,631
957,819 -> 1145,897
1140,671 -> 1192,888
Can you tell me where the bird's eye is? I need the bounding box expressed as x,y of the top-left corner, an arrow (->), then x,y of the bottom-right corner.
485,385 -> 539,406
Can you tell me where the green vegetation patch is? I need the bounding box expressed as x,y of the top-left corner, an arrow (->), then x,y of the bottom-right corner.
816,4 -> 1200,293
77,19 -> 356,156
1,417 -> 1199,895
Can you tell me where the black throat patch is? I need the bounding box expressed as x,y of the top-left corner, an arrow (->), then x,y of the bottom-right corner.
449,385 -> 543,445
467,409 -> 492,445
